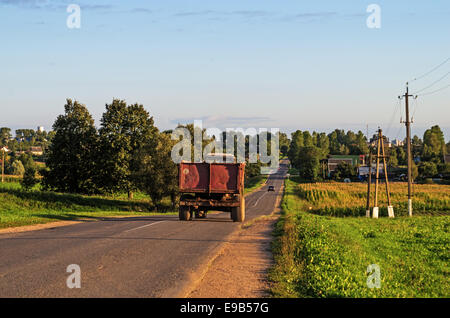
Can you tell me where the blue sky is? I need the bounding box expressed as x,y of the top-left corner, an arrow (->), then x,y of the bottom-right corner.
1,0 -> 449,141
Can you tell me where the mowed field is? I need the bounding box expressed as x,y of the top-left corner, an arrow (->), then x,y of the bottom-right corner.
270,179 -> 449,298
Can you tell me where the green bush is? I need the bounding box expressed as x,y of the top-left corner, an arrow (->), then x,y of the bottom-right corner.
20,166 -> 39,191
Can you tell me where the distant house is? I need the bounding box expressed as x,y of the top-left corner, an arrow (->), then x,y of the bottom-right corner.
327,155 -> 365,173
30,146 -> 43,156
358,164 -> 384,177
391,139 -> 404,147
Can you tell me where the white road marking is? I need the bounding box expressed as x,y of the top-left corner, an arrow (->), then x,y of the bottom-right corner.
252,190 -> 269,207
123,221 -> 166,233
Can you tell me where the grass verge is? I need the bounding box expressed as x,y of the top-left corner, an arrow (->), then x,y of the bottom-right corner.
244,175 -> 268,195
1,175 -> 269,230
269,179 -> 450,298
0,182 -> 175,229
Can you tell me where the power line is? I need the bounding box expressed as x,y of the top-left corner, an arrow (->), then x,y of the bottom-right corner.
412,95 -> 420,120
413,70 -> 450,94
410,57 -> 450,82
386,98 -> 401,137
418,83 -> 450,97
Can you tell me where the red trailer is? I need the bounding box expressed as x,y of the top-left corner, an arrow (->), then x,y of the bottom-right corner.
178,160 -> 245,222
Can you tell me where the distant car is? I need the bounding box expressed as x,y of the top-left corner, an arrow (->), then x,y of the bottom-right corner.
268,186 -> 275,191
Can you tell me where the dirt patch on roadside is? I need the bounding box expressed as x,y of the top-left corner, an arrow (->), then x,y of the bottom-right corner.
186,179 -> 285,298
187,213 -> 278,298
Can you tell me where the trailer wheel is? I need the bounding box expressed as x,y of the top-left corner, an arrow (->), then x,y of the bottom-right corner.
179,206 -> 191,221
231,203 -> 245,222
239,197 -> 245,222
231,207 -> 238,222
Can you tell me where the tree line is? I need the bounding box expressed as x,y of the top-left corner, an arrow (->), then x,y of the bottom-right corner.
0,127 -> 53,154
287,129 -> 368,180
287,127 -> 450,182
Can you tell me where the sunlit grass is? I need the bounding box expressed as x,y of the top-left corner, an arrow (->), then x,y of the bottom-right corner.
269,179 -> 450,298
0,181 -> 175,229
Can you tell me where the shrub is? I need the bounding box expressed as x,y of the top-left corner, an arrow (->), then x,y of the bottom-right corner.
20,166 -> 39,191
11,160 -> 25,176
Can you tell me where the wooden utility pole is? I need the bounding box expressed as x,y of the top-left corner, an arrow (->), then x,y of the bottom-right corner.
400,84 -> 414,217
366,151 -> 372,218
373,132 -> 381,218
372,128 -> 394,218
380,130 -> 394,217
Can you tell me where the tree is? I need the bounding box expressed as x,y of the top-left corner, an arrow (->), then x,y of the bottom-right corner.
138,132 -> 178,210
288,130 -> 304,166
0,127 -> 11,146
98,99 -> 158,198
42,99 -> 99,194
302,131 -> 313,148
278,132 -> 290,157
419,161 -> 438,178
328,129 -> 346,154
296,146 -> 321,181
411,161 -> 419,181
388,148 -> 398,167
11,160 -> 25,176
437,163 -> 450,175
333,162 -> 356,180
18,153 -> 35,170
20,166 -> 38,191
354,131 -> 369,155
396,146 -> 407,166
423,125 -> 446,163
316,132 -> 330,158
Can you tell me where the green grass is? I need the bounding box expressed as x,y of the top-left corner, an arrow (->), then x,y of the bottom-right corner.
244,175 -> 268,195
0,175 -> 267,230
269,179 -> 450,298
0,182 -> 175,229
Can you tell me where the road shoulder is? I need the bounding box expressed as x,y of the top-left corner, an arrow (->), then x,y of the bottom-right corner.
186,180 -> 284,298
186,213 -> 278,298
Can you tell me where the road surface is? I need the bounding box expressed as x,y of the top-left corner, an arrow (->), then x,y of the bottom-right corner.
0,162 -> 287,297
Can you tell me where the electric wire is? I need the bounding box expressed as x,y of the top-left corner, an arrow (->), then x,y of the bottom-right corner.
417,83 -> 450,97
386,98 -> 401,138
410,57 -> 450,83
413,71 -> 450,94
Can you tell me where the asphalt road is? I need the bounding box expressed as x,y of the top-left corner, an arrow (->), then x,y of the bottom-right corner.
0,162 -> 288,298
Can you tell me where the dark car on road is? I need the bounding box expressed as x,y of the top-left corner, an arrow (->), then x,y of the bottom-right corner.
268,185 -> 275,192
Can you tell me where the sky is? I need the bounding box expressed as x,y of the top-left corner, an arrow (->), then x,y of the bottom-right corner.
0,0 -> 449,141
